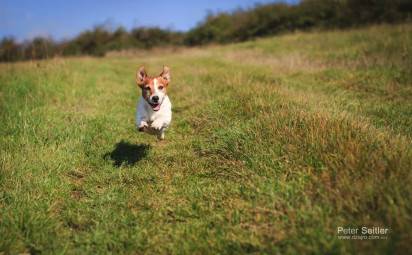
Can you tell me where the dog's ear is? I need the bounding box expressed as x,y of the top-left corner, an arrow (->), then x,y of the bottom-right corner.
136,66 -> 147,87
159,66 -> 171,83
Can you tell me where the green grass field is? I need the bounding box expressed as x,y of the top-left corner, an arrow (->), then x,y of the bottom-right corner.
1,24 -> 412,254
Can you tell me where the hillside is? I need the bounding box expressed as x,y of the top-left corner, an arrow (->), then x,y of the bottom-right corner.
1,24 -> 411,254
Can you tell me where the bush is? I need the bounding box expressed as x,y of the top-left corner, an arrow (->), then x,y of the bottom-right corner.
1,0 -> 411,62
0,38 -> 22,62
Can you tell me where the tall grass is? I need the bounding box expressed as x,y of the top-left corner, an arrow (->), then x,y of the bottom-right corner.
1,24 -> 411,254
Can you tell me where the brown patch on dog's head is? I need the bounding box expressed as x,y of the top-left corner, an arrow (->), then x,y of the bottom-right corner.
136,66 -> 152,100
135,66 -> 171,101
136,66 -> 148,87
159,66 -> 171,84
156,66 -> 170,93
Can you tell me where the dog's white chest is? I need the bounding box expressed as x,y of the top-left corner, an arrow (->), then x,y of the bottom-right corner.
135,96 -> 172,139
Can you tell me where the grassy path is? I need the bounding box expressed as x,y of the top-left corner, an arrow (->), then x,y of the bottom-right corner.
1,24 -> 411,254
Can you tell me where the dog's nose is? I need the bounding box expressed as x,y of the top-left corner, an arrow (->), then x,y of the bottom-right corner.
152,96 -> 159,102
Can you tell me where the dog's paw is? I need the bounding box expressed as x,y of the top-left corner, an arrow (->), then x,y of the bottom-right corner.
157,132 -> 165,140
138,121 -> 148,132
151,120 -> 164,131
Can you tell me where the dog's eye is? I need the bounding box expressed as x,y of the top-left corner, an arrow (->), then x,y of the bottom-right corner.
145,87 -> 150,90
158,86 -> 164,90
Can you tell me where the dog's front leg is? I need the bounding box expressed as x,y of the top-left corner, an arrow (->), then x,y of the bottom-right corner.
151,119 -> 167,140
150,119 -> 164,131
157,128 -> 165,140
138,120 -> 149,132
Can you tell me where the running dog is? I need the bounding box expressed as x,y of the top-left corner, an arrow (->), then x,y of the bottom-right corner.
135,66 -> 172,140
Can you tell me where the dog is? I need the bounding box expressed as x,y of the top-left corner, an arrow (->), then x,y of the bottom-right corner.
135,66 -> 172,140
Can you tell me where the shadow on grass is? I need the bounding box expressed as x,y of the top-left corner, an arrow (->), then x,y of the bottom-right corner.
104,140 -> 150,167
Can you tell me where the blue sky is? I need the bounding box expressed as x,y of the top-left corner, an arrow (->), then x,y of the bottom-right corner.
0,0 -> 297,42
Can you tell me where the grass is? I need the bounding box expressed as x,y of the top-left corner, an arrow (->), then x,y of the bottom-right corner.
1,23 -> 412,254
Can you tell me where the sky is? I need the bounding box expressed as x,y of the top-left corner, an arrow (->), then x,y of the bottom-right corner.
0,0 -> 298,42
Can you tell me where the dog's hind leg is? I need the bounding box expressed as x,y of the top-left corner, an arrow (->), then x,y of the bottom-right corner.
157,129 -> 165,140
